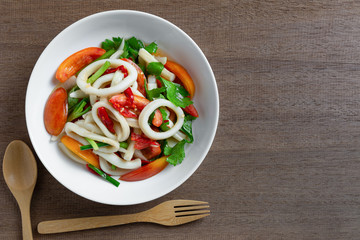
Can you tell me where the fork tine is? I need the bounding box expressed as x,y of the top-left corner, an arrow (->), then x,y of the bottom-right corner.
176,209 -> 210,216
175,214 -> 210,224
172,199 -> 208,206
175,205 -> 210,212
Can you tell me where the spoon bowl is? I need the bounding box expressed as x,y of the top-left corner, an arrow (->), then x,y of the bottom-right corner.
3,140 -> 37,240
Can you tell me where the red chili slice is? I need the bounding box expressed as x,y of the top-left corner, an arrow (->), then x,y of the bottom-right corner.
97,107 -> 115,134
124,87 -> 134,106
103,65 -> 128,78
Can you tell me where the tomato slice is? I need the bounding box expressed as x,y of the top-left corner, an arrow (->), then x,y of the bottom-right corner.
56,47 -> 106,82
142,142 -> 162,160
152,109 -> 163,127
131,132 -> 155,150
44,87 -> 68,136
60,135 -> 100,168
183,104 -> 199,118
119,156 -> 168,181
164,60 -> 195,98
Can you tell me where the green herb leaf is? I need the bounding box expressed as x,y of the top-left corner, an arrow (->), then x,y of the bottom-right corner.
160,121 -> 170,132
101,37 -> 123,51
147,62 -> 164,76
127,37 -> 145,50
146,87 -> 166,101
112,37 -> 122,49
111,164 -> 117,170
119,41 -> 130,59
166,140 -> 187,166
159,77 -> 193,108
148,111 -> 156,125
101,39 -> 116,51
158,108 -> 168,120
181,115 -> 196,143
160,139 -> 173,156
144,42 -> 158,54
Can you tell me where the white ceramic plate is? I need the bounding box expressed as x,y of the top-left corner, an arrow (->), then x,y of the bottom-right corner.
26,10 -> 219,205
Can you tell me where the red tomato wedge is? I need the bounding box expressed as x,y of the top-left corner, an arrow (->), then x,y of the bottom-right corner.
183,104 -> 199,117
60,135 -> 100,168
121,58 -> 146,96
142,142 -> 162,160
119,156 -> 168,181
56,47 -> 106,82
164,61 -> 195,99
44,87 -> 68,136
152,109 -> 163,127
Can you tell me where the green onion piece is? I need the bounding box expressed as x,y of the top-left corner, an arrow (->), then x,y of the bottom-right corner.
128,47 -> 139,59
80,142 -> 110,151
119,142 -> 129,149
87,61 -> 111,84
144,42 -> 158,54
84,137 -> 99,150
147,62 -> 164,76
111,164 -> 117,170
96,49 -> 116,61
67,97 -> 91,122
87,164 -> 120,187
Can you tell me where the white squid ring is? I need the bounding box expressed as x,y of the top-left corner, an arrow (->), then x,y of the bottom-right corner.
77,59 -> 137,97
91,100 -> 130,142
138,99 -> 185,140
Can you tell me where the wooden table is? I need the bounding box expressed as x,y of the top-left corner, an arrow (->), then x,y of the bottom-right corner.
1,0 -> 360,239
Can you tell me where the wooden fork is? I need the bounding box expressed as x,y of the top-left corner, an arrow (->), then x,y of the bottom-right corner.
37,200 -> 210,234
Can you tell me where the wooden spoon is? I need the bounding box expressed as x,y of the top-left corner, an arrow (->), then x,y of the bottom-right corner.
3,140 -> 37,240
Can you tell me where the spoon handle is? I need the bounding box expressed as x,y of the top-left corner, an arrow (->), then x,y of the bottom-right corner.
19,203 -> 33,240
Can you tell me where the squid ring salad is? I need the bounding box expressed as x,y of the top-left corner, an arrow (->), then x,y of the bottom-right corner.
44,36 -> 199,186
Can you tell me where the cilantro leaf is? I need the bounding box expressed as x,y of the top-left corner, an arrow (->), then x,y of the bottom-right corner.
127,37 -> 145,50
159,77 -> 193,108
181,115 -> 196,143
158,108 -> 168,120
160,139 -> 173,156
101,37 -> 123,51
146,87 -> 166,101
101,39 -> 115,51
166,140 -> 187,166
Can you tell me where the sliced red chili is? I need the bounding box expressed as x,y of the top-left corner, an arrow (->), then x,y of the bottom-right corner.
103,65 -> 128,78
97,107 -> 115,134
124,87 -> 134,106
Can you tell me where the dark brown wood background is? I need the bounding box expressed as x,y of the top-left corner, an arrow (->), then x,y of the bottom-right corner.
2,0 -> 360,239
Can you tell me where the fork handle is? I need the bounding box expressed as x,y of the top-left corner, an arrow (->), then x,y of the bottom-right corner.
37,213 -> 146,234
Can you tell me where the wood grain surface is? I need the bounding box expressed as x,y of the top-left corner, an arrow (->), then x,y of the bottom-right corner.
1,0 -> 360,239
